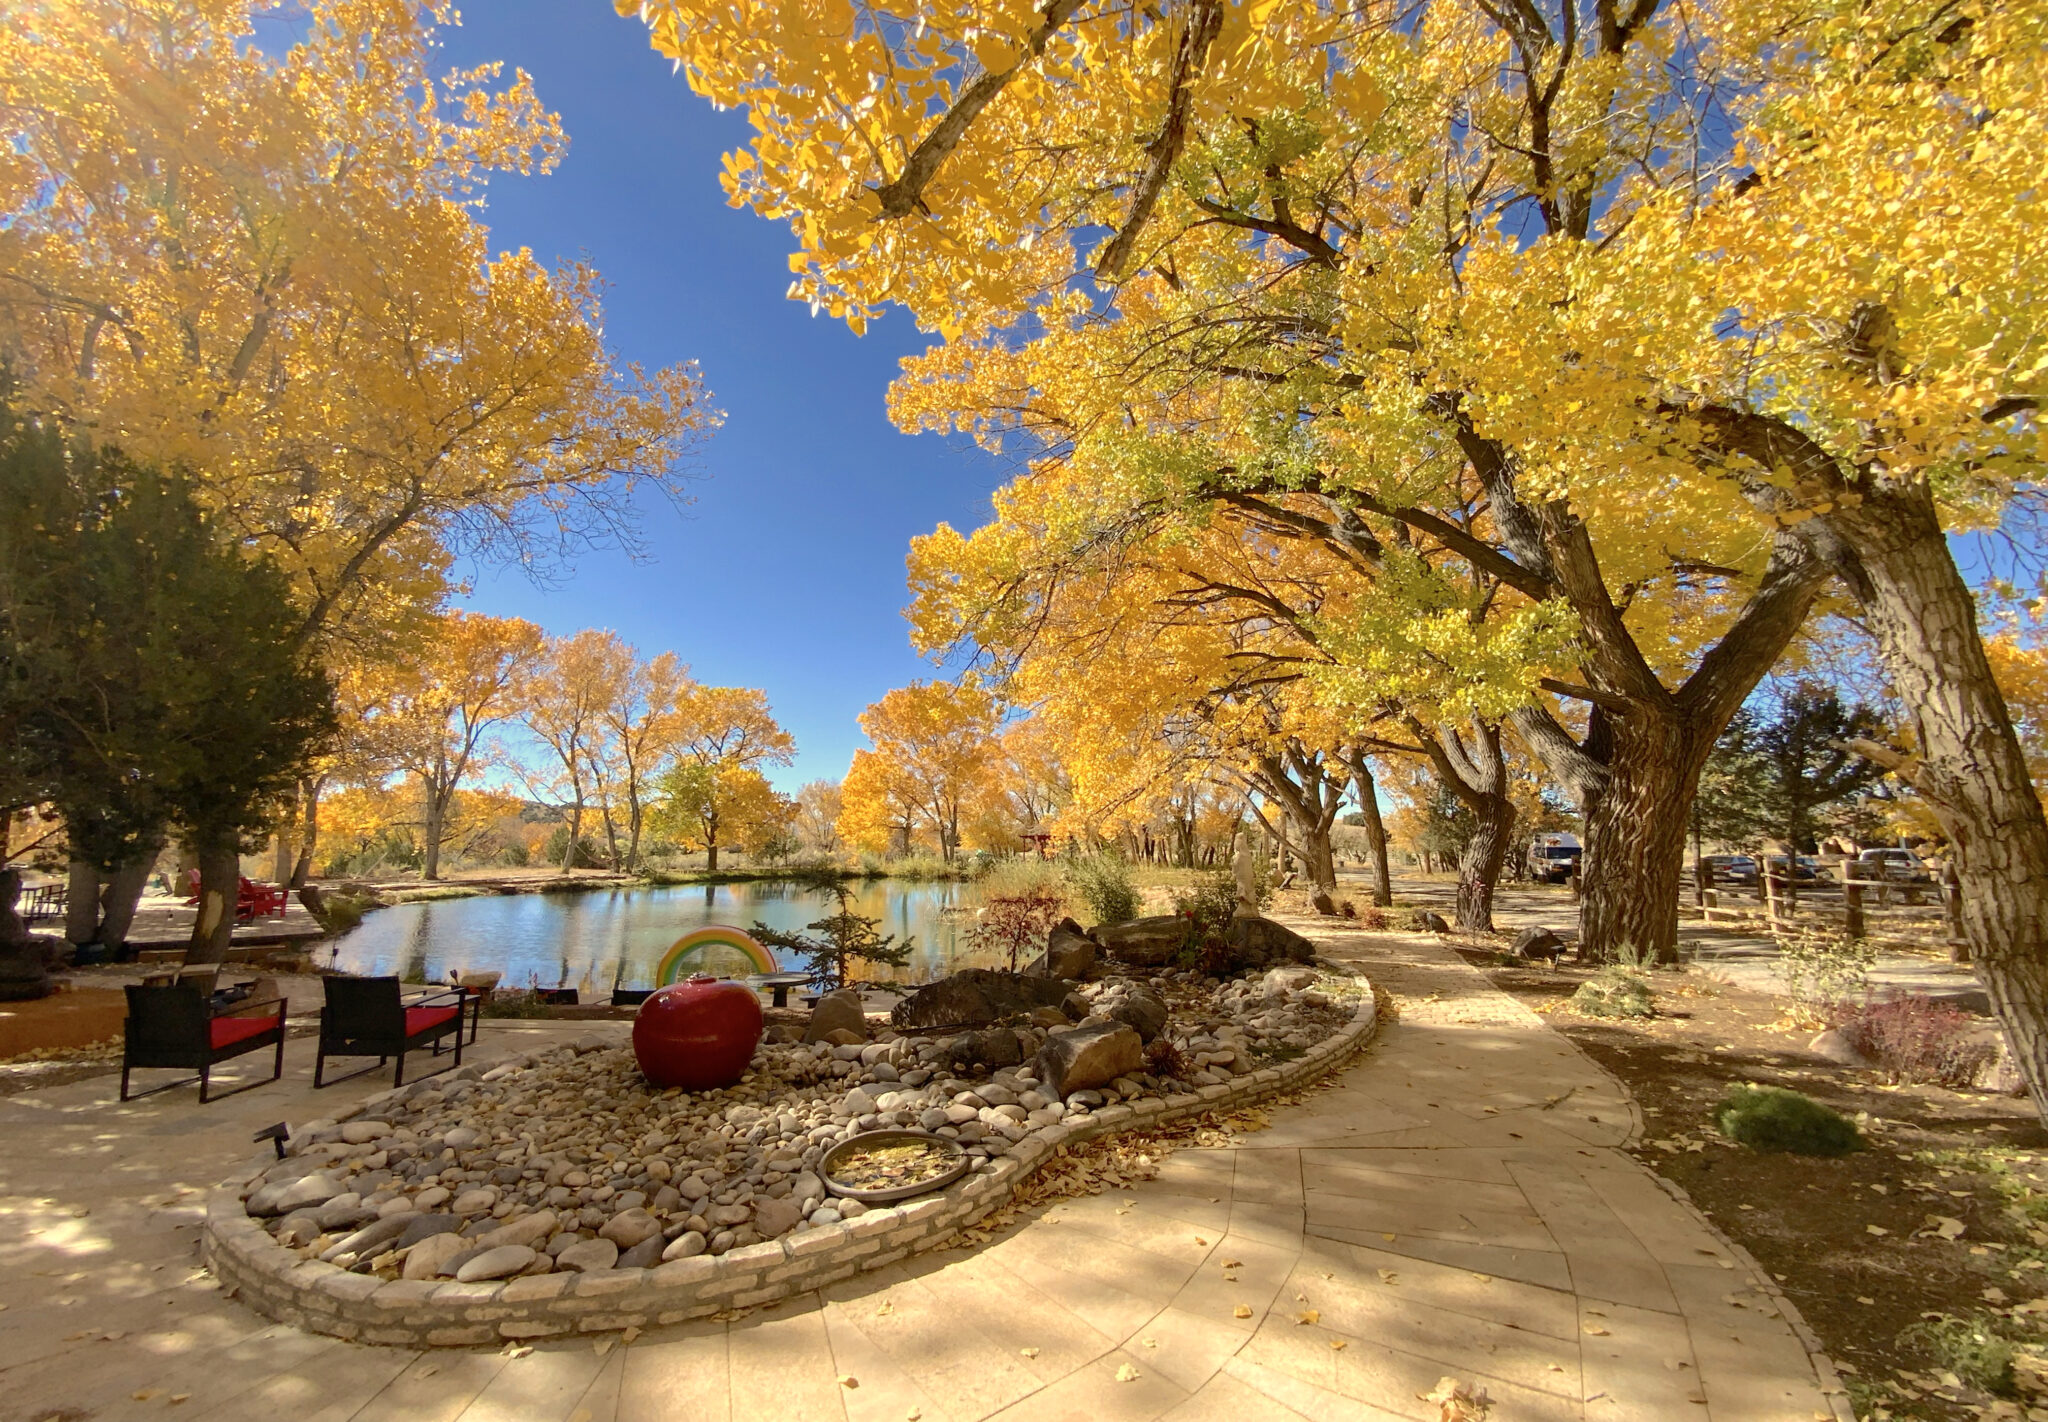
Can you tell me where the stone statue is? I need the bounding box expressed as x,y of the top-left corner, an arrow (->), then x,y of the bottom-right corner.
0,868 -> 53,1002
1233,836 -> 1258,908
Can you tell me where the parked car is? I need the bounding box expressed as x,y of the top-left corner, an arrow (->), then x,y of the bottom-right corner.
1527,836 -> 1582,884
1703,854 -> 1757,886
1856,847 -> 1935,885
1761,855 -> 1820,883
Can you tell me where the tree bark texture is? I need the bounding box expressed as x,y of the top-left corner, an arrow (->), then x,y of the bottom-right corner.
421,772 -> 447,880
290,775 -> 322,888
185,843 -> 240,964
1575,708 -> 1715,964
1824,481 -> 2048,1118
64,859 -> 99,945
1408,719 -> 1515,934
97,851 -> 154,948
1345,753 -> 1394,907
1251,744 -> 1345,896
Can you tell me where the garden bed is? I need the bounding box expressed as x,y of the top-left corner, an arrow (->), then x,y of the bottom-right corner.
204,963 -> 1377,1345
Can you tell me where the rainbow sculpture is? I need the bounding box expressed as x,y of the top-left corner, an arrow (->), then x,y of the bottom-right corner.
653,925 -> 777,985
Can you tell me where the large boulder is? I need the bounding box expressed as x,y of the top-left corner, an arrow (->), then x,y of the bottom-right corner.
1225,914 -> 1316,969
1093,915 -> 1190,967
1037,1023 -> 1144,1098
891,969 -> 1072,1031
1099,982 -> 1169,1044
1025,918 -> 1098,979
804,988 -> 868,1043
0,869 -> 51,1003
947,1025 -> 1028,1069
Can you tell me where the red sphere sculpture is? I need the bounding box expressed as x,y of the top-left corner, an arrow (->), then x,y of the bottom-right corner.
632,974 -> 763,1091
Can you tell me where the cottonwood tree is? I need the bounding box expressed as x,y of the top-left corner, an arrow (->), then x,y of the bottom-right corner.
794,779 -> 845,855
619,0 -> 1855,971
846,682 -> 1001,862
355,613 -> 545,880
599,650 -> 694,870
2,0 -> 716,661
521,630 -> 632,873
666,685 -> 796,871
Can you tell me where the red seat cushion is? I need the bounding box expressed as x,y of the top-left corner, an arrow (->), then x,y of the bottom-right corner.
405,1005 -> 460,1037
209,1013 -> 276,1050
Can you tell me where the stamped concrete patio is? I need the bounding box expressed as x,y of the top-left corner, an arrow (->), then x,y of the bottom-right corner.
0,921 -> 1847,1422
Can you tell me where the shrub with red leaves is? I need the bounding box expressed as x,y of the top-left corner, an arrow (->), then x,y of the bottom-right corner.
967,891 -> 1067,973
1835,994 -> 1997,1088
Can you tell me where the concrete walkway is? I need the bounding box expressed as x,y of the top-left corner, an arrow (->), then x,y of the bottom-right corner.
0,924 -> 1845,1422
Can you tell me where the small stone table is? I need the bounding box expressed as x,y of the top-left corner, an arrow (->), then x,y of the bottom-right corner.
748,972 -> 814,1009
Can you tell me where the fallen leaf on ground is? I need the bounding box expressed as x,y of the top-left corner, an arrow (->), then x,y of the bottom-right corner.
1234,1305 -> 1254,1319
877,1301 -> 894,1316
1378,1270 -> 1400,1284
1116,1363 -> 1141,1382
1583,1324 -> 1611,1336
838,1375 -> 859,1389
1020,1347 -> 1039,1358
622,1326 -> 641,1343
592,1338 -> 614,1357
1298,1310 -> 1321,1325
1867,1225 -> 1889,1236
1331,1339 -> 1348,1350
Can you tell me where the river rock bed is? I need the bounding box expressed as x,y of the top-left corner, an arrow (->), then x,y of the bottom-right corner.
241,964 -> 1364,1285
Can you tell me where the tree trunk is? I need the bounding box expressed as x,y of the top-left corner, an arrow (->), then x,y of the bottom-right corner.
98,851 -> 155,948
1456,790 -> 1515,933
1825,482 -> 2048,1119
290,775 -> 322,888
421,775 -> 446,881
1351,761 -> 1394,907
1299,821 -> 1337,895
185,843 -> 240,964
561,797 -> 583,873
706,835 -> 720,873
64,859 -> 100,944
1407,720 -> 1515,933
626,795 -> 644,872
1577,713 -> 1712,964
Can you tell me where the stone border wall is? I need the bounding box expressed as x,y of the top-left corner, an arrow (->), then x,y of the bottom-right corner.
202,988 -> 1377,1346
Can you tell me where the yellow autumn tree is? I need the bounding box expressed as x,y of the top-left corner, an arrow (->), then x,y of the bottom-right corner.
838,749 -> 926,857
351,612 -> 545,879
2,0 -> 716,657
664,685 -> 797,870
519,630 -> 634,873
846,682 -> 1001,862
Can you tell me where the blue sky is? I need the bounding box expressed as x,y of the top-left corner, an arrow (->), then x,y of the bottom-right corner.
425,4 -> 1007,790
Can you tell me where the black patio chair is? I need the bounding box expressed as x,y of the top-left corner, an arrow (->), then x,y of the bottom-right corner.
120,984 -> 287,1103
313,976 -> 464,1088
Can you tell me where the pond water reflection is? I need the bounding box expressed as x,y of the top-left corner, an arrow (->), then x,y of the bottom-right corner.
326,878 -> 1003,993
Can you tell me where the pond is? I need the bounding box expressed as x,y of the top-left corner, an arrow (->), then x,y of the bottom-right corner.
324,878 -> 1013,993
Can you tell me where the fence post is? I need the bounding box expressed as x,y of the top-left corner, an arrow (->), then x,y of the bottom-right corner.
1843,877 -> 1864,940
1763,868 -> 1782,926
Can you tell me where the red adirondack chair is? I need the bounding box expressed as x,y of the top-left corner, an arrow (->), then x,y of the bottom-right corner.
182,871 -> 289,921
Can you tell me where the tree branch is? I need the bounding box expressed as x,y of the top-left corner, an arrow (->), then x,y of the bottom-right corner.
871,0 -> 1090,221
1095,0 -> 1223,280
